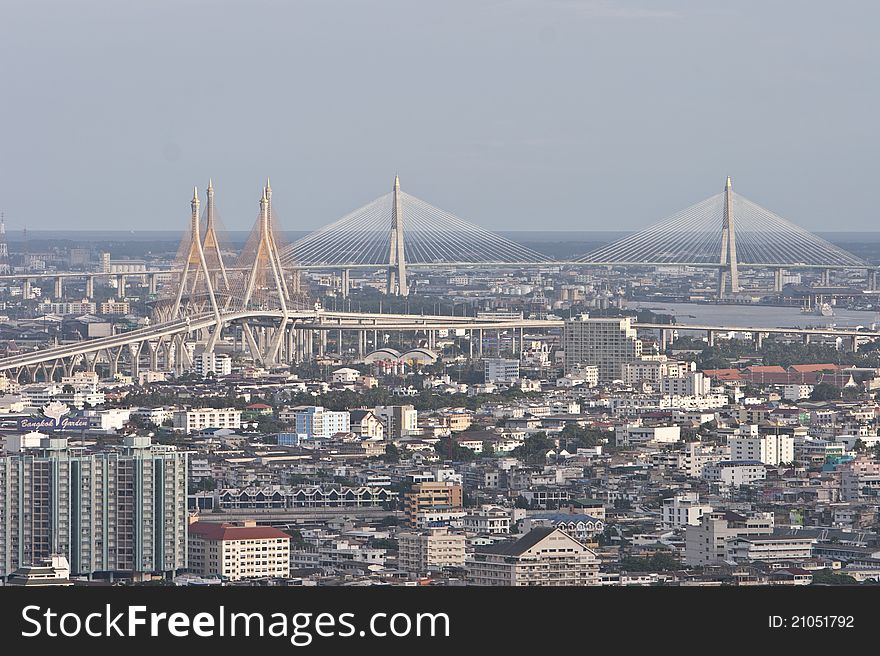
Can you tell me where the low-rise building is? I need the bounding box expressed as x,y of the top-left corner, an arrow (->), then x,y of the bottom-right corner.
469,527 -> 600,586
188,519 -> 290,581
404,481 -> 464,527
662,493 -> 713,529
685,511 -> 774,566
398,527 -> 467,574
703,460 -> 766,486
173,408 -> 241,433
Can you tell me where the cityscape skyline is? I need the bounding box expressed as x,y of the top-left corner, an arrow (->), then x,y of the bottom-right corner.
2,0 -> 879,231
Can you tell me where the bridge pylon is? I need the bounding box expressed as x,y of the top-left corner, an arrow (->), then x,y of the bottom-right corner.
233,180 -> 293,365
718,175 -> 740,299
168,187 -> 223,335
387,174 -> 409,296
202,179 -> 231,297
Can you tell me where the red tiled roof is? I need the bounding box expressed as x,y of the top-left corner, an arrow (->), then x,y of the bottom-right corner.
788,364 -> 842,373
702,368 -> 742,380
746,365 -> 787,374
189,522 -> 290,542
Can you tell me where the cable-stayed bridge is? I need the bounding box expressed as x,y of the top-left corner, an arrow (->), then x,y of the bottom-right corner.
1,175 -> 876,379
579,177 -> 868,296
279,175 -> 552,296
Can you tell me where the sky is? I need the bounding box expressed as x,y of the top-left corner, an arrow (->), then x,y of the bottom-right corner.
1,0 -> 878,232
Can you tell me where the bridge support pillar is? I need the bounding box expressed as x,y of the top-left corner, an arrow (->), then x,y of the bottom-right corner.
871,270 -> 879,292
54,277 -> 63,300
821,269 -> 831,286
117,274 -> 126,298
478,329 -> 483,357
85,276 -> 95,299
659,329 -> 669,352
319,330 -> 326,358
148,273 -> 157,295
129,343 -> 142,379
341,269 -> 350,298
803,334 -> 811,345
755,332 -> 763,350
469,330 -> 474,358
358,330 -> 365,359
851,336 -> 859,353
773,268 -> 784,293
23,278 -> 32,300
707,330 -> 714,347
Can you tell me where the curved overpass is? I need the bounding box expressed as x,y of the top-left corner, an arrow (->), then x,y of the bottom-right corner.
0,309 -> 560,373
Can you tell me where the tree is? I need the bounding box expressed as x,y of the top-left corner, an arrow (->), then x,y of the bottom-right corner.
512,432 -> 555,466
810,569 -> 858,585
618,551 -> 680,572
287,529 -> 307,549
195,477 -> 216,492
810,383 -> 842,402
255,416 -> 287,434
434,437 -> 476,462
559,423 -> 605,451
382,443 -> 401,463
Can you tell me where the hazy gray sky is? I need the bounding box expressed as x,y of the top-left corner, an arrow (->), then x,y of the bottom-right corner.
1,0 -> 878,232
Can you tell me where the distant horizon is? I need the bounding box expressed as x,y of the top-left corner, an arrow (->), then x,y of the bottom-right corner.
3,1 -> 880,231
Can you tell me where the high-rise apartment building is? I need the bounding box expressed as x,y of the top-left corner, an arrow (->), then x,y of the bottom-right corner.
0,435 -> 188,579
562,314 -> 641,382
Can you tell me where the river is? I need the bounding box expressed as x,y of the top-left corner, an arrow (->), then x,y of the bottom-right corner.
633,301 -> 880,330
